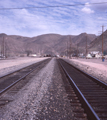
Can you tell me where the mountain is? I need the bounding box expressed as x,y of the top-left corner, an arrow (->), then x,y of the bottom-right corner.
25,34 -> 63,55
72,33 -> 96,45
26,34 -> 76,55
70,33 -> 96,53
0,33 -> 96,57
0,34 -> 30,56
89,30 -> 107,54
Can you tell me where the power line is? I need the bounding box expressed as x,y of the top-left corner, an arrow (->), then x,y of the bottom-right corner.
0,2 -> 107,10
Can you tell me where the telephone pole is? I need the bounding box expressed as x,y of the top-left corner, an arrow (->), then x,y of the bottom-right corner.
102,25 -> 104,61
3,36 -> 5,58
67,40 -> 68,58
0,44 -> 2,57
86,35 -> 87,59
69,36 -> 72,59
77,44 -> 79,58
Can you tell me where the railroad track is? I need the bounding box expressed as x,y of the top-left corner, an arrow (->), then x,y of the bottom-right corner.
0,58 -> 51,96
58,59 -> 107,120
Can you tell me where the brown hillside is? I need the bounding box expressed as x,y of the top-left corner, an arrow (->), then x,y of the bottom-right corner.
0,33 -> 96,57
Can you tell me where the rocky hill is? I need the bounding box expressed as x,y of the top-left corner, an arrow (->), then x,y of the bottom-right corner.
88,30 -> 107,55
0,33 -> 96,57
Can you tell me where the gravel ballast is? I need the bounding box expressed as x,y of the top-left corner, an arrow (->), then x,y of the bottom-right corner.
0,58 -> 74,120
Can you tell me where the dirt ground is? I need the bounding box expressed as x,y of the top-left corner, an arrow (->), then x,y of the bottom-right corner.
0,57 -> 48,77
72,58 -> 107,71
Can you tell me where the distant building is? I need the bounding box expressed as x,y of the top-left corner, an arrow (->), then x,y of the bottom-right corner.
79,53 -> 84,58
86,54 -> 92,59
90,51 -> 102,58
95,54 -> 102,58
56,55 -> 59,57
90,51 -> 99,54
20,54 -> 27,57
29,54 -> 37,57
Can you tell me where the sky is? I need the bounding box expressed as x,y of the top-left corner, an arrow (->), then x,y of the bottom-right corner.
0,0 -> 107,37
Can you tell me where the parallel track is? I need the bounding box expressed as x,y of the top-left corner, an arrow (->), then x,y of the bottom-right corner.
58,59 -> 107,120
0,58 -> 51,95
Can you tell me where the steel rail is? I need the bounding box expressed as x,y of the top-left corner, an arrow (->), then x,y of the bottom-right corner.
59,60 -> 100,120
0,68 -> 34,95
63,59 -> 107,90
0,58 -> 50,95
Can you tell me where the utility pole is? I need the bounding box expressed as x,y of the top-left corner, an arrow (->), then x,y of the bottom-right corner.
77,44 -> 79,59
86,35 -> 87,59
69,36 -> 72,59
0,44 -> 2,57
1,40 -> 3,57
67,40 -> 68,58
3,36 -> 5,58
102,25 -> 104,61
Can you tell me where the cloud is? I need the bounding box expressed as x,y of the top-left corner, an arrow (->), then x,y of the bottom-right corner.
0,0 -> 107,37
81,7 -> 94,14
